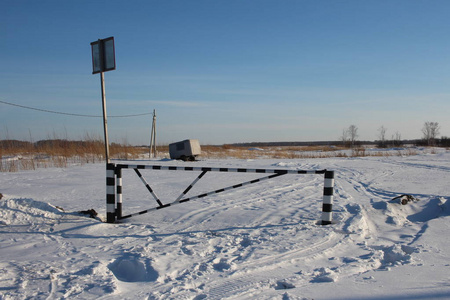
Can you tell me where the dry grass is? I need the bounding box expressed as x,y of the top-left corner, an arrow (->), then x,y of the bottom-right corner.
0,138 -> 150,172
199,145 -> 424,160
203,145 -> 360,159
1,139 -> 426,172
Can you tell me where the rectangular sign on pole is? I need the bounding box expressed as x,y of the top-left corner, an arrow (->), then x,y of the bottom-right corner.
91,36 -> 116,222
91,37 -> 116,74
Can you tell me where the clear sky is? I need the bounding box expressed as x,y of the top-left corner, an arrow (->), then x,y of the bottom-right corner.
1,0 -> 450,145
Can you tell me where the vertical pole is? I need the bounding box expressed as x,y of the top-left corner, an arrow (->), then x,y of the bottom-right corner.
106,163 -> 116,223
149,112 -> 152,158
149,109 -> 157,158
152,109 -> 157,157
101,72 -> 110,163
321,170 -> 334,225
102,72 -> 113,223
116,166 -> 122,219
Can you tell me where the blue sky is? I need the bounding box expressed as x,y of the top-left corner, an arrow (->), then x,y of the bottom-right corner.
1,0 -> 450,145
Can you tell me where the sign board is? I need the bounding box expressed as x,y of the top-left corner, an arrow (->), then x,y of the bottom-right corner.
91,37 -> 116,74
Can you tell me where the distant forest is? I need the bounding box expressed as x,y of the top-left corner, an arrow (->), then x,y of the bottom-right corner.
1,138 -> 450,149
230,140 -> 421,148
0,139 -> 104,149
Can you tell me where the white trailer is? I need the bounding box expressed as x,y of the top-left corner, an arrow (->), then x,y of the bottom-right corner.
169,139 -> 201,161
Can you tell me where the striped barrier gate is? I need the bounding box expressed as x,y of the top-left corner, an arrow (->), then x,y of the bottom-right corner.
106,163 -> 335,225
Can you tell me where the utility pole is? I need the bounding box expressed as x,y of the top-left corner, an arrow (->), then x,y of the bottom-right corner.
149,109 -> 157,158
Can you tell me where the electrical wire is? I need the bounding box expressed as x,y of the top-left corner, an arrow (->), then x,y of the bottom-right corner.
0,99 -> 153,118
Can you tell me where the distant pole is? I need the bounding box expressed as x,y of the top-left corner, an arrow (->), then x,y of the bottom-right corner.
149,109 -> 157,158
101,72 -> 110,163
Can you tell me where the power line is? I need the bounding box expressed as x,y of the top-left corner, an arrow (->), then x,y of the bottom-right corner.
0,100 -> 153,118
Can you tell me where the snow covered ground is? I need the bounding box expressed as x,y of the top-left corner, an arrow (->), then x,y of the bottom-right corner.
1,149 -> 449,299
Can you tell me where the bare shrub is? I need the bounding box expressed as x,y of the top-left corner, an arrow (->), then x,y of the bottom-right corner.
422,122 -> 440,146
341,125 -> 359,148
351,148 -> 366,157
20,158 -> 36,170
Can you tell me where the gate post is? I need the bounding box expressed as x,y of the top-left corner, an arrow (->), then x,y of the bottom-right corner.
116,166 -> 122,219
321,170 -> 334,225
106,163 -> 116,223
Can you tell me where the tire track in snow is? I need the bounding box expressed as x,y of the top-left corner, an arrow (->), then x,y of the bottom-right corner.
158,175 -> 322,234
161,230 -> 344,300
203,230 -> 343,299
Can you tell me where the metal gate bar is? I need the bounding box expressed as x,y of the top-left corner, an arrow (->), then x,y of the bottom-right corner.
116,164 -> 326,175
106,163 -> 334,225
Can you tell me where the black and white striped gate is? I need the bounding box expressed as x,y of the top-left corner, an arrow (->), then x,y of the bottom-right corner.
106,163 -> 335,225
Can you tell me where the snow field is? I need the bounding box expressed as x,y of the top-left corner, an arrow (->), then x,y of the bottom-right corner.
0,150 -> 449,299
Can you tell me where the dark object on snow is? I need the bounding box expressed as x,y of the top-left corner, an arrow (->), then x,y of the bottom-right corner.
78,209 -> 98,218
274,280 -> 296,290
390,194 -> 419,205
0,193 -> 3,200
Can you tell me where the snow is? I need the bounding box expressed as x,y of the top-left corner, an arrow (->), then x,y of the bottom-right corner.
1,150 -> 450,299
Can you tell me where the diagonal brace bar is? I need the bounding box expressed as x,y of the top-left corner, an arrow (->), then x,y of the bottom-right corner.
175,170 -> 208,202
134,168 -> 165,207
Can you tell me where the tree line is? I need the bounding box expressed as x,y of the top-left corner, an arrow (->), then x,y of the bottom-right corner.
341,121 -> 448,148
